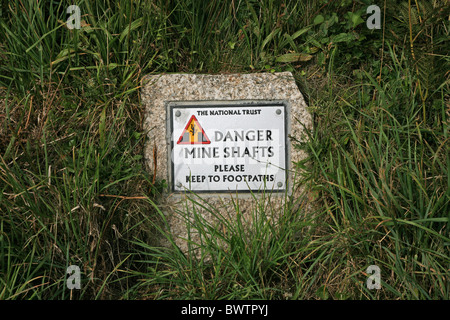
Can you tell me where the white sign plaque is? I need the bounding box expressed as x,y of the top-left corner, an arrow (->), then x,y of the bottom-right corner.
168,101 -> 289,193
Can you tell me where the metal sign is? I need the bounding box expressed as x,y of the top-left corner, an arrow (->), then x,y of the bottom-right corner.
168,101 -> 289,193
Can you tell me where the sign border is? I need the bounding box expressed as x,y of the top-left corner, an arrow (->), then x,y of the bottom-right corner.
166,100 -> 291,194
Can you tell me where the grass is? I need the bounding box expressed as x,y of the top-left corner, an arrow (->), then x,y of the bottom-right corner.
0,0 -> 449,300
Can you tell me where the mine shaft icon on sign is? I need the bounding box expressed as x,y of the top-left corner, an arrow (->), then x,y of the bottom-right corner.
177,115 -> 211,145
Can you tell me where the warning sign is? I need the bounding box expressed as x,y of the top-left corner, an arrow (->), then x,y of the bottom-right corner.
176,115 -> 211,145
170,102 -> 288,193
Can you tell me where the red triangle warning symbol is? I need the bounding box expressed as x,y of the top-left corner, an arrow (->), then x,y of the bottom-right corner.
176,115 -> 211,145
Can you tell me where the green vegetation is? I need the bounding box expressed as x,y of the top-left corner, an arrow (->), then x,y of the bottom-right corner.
0,0 -> 448,300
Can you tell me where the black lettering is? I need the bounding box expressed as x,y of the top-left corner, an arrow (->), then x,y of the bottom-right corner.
201,148 -> 211,158
257,130 -> 263,141
231,147 -> 240,157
